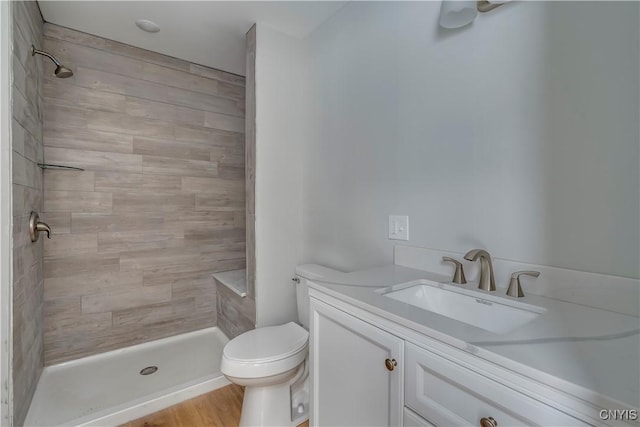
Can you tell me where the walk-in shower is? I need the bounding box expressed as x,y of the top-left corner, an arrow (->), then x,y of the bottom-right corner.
30,44 -> 73,78
25,328 -> 230,426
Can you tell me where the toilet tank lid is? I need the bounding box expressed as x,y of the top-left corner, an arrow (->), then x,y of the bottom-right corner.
295,264 -> 342,280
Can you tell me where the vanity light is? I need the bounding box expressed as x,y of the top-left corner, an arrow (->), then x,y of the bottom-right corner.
439,1 -> 478,29
477,0 -> 510,13
439,0 -> 510,29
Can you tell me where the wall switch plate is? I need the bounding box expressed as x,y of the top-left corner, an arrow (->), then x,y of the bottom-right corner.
388,215 -> 409,241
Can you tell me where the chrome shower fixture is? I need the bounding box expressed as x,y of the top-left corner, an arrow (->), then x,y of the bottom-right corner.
31,45 -> 74,78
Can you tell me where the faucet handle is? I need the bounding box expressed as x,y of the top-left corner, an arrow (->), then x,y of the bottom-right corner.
442,257 -> 467,284
506,271 -> 540,298
29,211 -> 52,242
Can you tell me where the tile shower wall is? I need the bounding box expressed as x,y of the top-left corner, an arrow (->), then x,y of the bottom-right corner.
245,25 -> 256,298
214,280 -> 256,339
41,24 -> 246,365
12,1 -> 45,425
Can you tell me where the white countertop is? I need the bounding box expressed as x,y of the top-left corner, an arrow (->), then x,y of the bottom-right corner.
308,265 -> 640,410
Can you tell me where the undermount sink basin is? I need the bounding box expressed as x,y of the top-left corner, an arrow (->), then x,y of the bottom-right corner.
378,280 -> 546,334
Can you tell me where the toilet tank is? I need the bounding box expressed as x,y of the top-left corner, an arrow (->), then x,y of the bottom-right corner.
294,264 -> 342,329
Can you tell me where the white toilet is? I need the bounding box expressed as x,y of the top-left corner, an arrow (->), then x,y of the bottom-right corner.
220,264 -> 339,427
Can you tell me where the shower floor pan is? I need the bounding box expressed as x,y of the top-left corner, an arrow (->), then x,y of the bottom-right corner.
24,327 -> 230,426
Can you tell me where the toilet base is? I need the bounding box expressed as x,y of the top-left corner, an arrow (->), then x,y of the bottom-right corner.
238,363 -> 306,427
240,382 -> 293,427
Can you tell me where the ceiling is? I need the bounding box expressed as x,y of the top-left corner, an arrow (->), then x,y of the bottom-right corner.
38,1 -> 348,76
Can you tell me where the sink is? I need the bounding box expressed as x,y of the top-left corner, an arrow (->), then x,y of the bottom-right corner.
377,280 -> 545,334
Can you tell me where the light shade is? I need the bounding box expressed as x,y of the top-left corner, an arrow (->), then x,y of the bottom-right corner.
439,1 -> 478,29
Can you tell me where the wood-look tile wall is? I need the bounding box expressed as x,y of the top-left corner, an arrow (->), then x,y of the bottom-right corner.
245,25 -> 256,299
214,280 -> 256,339
41,24 -> 246,365
12,2 -> 45,425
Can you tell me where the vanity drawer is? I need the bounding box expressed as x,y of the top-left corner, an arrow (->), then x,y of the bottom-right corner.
405,342 -> 585,426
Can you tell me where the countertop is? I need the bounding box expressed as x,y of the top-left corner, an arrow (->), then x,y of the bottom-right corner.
307,265 -> 640,410
212,269 -> 247,297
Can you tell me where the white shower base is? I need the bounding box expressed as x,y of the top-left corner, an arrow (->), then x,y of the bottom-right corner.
24,327 -> 230,426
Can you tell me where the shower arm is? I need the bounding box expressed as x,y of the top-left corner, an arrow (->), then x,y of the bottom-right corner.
31,45 -> 62,66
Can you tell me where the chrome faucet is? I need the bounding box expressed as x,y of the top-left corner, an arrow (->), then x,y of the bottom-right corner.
463,249 -> 496,291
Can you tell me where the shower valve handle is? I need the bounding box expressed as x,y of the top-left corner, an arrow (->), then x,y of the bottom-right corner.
29,212 -> 52,242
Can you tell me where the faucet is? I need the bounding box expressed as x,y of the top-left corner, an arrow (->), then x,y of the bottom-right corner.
506,270 -> 540,298
463,249 -> 495,292
442,256 -> 467,284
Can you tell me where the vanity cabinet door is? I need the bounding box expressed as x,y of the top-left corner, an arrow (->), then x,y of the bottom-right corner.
310,298 -> 404,427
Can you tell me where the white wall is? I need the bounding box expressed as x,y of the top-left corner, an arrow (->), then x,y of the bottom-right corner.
302,1 -> 639,279
254,24 -> 308,326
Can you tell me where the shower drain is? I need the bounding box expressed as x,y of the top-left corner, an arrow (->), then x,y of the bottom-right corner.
139,366 -> 158,375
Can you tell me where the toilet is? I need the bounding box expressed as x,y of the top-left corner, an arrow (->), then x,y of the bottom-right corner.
220,264 -> 339,427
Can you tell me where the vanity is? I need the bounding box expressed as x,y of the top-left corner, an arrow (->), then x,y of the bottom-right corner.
307,253 -> 639,427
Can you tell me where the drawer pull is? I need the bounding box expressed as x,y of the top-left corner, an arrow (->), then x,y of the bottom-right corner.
384,358 -> 397,371
480,417 -> 498,427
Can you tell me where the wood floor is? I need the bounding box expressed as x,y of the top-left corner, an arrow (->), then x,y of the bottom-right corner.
121,384 -> 310,427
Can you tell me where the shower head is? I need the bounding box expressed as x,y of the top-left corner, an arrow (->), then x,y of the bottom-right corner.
54,65 -> 74,78
31,45 -> 74,78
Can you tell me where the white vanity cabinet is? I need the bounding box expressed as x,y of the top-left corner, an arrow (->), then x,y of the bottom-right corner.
309,298 -> 404,426
310,290 -> 596,427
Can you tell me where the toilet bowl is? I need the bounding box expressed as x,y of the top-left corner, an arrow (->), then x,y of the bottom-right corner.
220,264 -> 340,427
222,322 -> 309,426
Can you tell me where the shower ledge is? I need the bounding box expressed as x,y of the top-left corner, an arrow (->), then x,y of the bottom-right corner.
213,269 -> 247,298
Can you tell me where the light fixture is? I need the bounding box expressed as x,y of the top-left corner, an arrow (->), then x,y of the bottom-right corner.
439,1 -> 478,29
439,0 -> 510,29
477,0 -> 509,13
135,19 -> 160,33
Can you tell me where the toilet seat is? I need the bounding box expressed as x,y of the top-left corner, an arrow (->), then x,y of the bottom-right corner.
221,322 -> 309,379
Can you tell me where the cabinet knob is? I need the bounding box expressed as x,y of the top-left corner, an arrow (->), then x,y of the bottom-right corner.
480,417 -> 498,427
384,358 -> 397,371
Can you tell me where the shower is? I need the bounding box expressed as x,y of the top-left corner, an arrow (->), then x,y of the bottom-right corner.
31,45 -> 73,78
